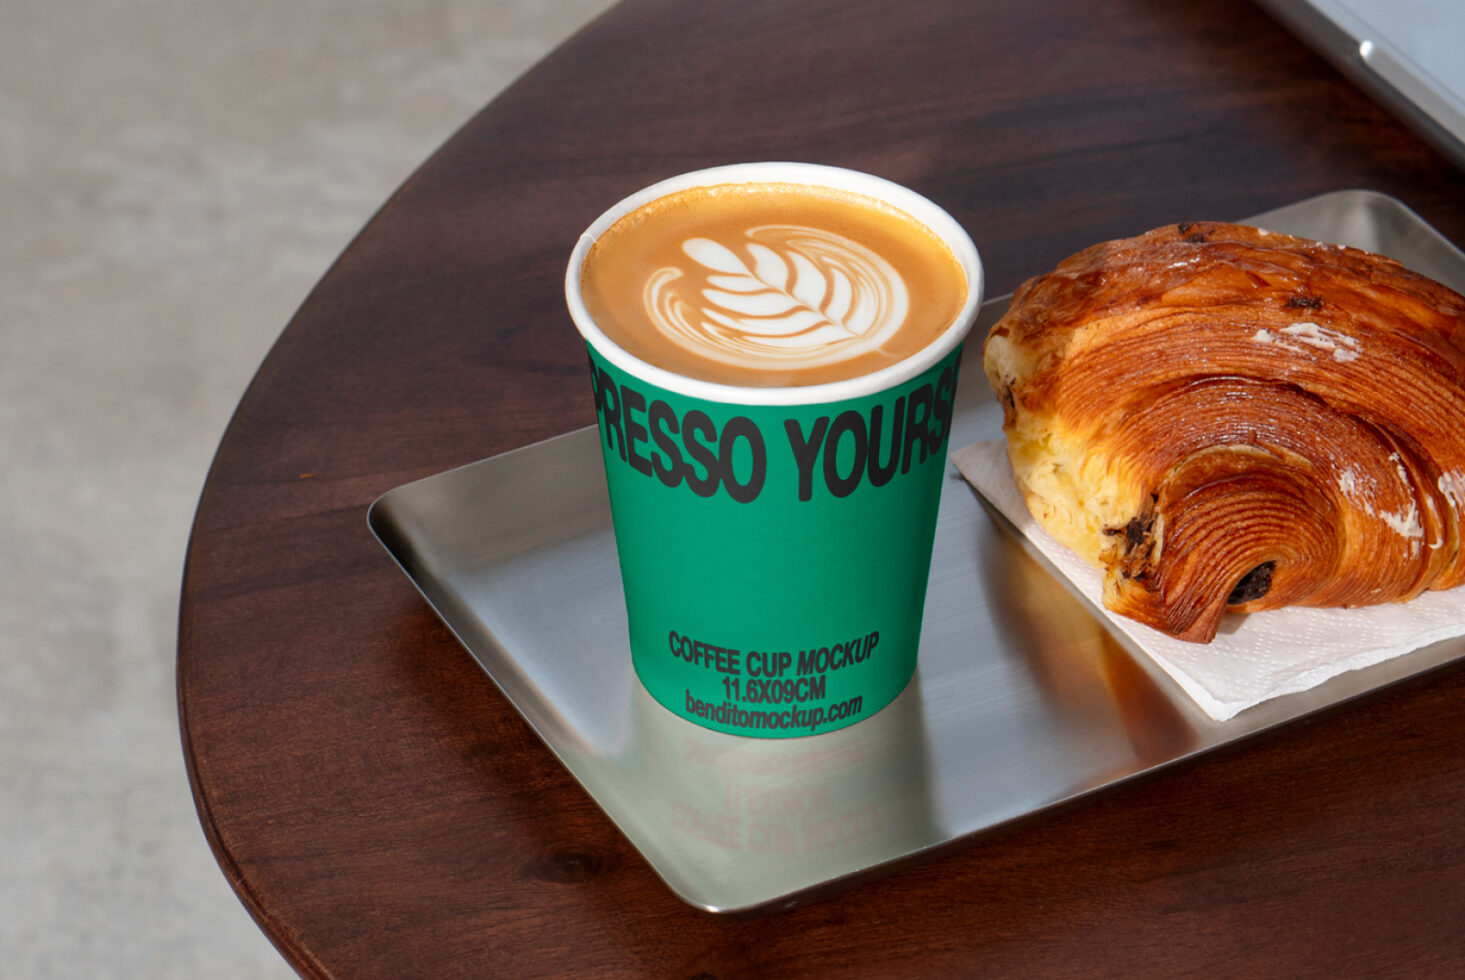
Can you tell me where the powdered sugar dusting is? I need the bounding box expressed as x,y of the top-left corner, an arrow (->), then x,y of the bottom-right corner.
1439,470 -> 1465,513
1337,459 -> 1425,543
1379,503 -> 1423,541
1252,328 -> 1304,354
1373,452 -> 1424,543
1280,321 -> 1361,362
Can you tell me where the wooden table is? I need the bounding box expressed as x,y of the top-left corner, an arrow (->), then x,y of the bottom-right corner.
179,0 -> 1465,975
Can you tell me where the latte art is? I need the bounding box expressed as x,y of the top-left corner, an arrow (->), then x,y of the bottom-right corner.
645,225 -> 910,370
580,181 -> 967,387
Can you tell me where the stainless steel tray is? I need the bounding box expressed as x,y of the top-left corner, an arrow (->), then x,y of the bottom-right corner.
369,190 -> 1465,913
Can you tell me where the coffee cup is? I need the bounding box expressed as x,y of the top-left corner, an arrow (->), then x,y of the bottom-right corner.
566,162 -> 982,737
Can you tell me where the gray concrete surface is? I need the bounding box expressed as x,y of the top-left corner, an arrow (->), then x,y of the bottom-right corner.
1,1 -> 616,975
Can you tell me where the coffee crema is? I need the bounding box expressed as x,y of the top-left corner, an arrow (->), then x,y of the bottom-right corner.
579,182 -> 967,387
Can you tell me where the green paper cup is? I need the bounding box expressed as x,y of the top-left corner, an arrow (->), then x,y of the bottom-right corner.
566,163 -> 983,737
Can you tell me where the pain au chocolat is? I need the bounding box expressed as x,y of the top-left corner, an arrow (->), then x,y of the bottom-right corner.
983,220 -> 1465,643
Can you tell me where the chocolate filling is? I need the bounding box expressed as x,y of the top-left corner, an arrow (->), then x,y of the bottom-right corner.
1227,562 -> 1275,605
1123,515 -> 1149,548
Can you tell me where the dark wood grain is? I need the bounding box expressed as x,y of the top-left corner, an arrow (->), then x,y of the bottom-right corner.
178,0 -> 1465,976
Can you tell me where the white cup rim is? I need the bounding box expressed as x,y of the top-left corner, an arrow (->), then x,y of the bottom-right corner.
564,162 -> 984,406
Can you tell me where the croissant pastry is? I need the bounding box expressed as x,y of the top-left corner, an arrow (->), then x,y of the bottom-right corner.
983,221 -> 1465,642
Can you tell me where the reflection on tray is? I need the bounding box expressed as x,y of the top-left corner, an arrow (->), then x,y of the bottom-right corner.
980,514 -> 1196,775
573,682 -> 940,911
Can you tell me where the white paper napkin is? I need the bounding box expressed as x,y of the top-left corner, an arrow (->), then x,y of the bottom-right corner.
952,439 -> 1465,721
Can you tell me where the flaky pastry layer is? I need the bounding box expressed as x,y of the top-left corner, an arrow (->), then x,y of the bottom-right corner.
983,221 -> 1465,642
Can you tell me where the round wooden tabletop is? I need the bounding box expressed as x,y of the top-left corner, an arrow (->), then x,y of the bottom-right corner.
179,0 -> 1465,975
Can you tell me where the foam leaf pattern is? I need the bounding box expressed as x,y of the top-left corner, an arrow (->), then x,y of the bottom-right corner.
642,224 -> 910,369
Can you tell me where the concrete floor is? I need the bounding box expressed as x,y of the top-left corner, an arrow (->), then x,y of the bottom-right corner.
1,1 -> 615,975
